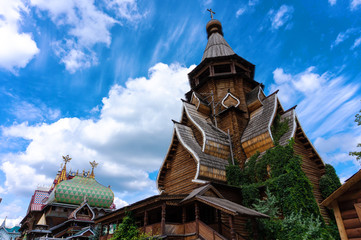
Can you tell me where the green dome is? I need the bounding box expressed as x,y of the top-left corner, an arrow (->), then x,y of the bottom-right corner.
53,176 -> 114,208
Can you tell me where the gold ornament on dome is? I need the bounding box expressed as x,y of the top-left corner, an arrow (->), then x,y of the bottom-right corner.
62,155 -> 72,164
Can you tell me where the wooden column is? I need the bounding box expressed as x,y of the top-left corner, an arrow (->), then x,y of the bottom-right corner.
195,202 -> 199,237
251,218 -> 258,240
332,201 -> 348,240
228,215 -> 236,240
182,206 -> 186,223
144,210 -> 148,233
161,203 -> 166,235
217,210 -> 222,234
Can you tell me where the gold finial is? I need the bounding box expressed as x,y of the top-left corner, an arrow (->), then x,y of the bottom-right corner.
62,155 -> 72,165
89,160 -> 98,178
207,9 -> 215,19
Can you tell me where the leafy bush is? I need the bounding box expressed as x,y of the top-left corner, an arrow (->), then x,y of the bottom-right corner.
111,212 -> 155,240
253,189 -> 335,240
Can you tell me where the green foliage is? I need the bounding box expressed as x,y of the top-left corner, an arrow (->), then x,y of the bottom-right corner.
225,119 -> 341,238
111,212 -> 155,240
253,189 -> 335,240
319,164 -> 341,199
231,140 -> 321,217
241,184 -> 259,208
271,114 -> 289,145
225,159 -> 242,186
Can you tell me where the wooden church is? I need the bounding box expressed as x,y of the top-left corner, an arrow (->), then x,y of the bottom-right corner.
95,17 -> 329,240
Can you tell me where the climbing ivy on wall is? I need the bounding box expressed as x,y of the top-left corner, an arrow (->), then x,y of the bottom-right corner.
225,114 -> 341,239
319,164 -> 341,199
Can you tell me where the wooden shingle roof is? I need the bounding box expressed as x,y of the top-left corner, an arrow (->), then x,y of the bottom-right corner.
183,101 -> 230,148
241,93 -> 278,143
202,32 -> 235,61
174,123 -> 229,171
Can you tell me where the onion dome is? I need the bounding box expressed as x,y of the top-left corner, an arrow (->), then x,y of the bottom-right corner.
202,19 -> 235,61
51,176 -> 114,208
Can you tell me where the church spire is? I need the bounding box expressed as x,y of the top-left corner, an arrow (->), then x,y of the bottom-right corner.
202,18 -> 235,61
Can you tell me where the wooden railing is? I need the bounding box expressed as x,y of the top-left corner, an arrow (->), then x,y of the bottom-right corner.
198,220 -> 228,240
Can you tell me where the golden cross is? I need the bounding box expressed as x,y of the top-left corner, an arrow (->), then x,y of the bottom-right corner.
62,155 -> 72,164
207,9 -> 215,19
90,160 -> 98,169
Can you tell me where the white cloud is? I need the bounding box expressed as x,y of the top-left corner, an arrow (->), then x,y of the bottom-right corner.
0,0 -> 39,72
328,0 -> 337,6
236,7 -> 247,17
9,101 -> 60,122
0,63 -> 193,201
30,0 -> 144,72
352,36 -> 361,49
273,68 -> 292,84
331,28 -> 360,49
105,0 -> 145,22
271,67 -> 361,138
113,196 -> 128,209
351,0 -> 361,10
268,5 -> 294,30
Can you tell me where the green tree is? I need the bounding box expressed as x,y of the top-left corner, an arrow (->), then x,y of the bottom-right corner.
349,108 -> 361,161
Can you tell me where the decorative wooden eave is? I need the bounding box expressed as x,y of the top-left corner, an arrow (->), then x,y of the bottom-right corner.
321,170 -> 361,208
190,92 -> 211,115
181,184 -> 224,203
246,85 -> 266,113
69,200 -> 95,220
221,91 -> 241,109
241,91 -> 282,157
182,100 -> 230,153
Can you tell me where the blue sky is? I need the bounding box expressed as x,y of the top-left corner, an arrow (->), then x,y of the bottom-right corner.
1,0 -> 361,227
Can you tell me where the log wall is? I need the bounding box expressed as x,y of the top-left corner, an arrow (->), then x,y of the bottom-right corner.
163,144 -> 198,195
338,183 -> 361,239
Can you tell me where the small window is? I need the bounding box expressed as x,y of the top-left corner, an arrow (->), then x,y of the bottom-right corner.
198,68 -> 210,82
214,64 -> 231,74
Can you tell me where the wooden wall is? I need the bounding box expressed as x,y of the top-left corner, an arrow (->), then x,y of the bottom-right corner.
338,183 -> 361,239
163,144 -> 199,195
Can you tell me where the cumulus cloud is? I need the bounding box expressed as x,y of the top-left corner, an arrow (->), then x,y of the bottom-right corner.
0,63 -> 193,201
113,196 -> 128,209
268,5 -> 294,30
0,0 -> 39,72
30,0 -> 144,72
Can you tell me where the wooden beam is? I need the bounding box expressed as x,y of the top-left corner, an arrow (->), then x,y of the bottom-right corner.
161,203 -> 166,235
195,202 -> 199,237
229,215 -> 236,240
332,201 -> 348,240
